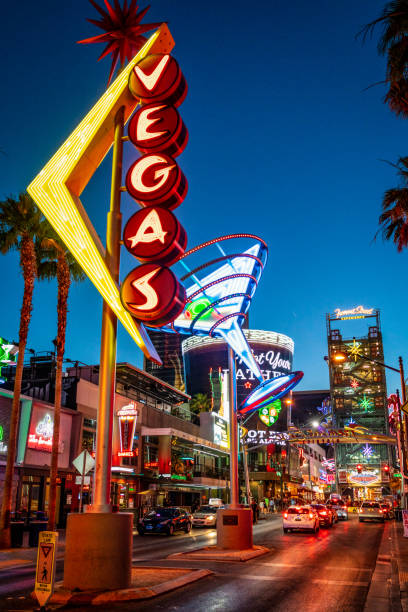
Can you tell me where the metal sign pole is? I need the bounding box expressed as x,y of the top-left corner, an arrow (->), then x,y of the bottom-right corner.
228,347 -> 239,508
91,106 -> 124,513
79,451 -> 86,514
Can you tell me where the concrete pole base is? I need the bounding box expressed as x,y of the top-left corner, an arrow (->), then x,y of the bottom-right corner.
63,512 -> 132,591
216,507 -> 253,550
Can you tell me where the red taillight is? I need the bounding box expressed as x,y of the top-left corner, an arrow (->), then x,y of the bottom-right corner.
320,510 -> 327,516
379,510 -> 382,513
284,513 -> 288,519
309,513 -> 314,519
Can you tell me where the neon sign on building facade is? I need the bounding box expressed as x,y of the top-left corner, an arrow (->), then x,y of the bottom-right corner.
117,401 -> 138,457
28,413 -> 56,452
333,306 -> 375,320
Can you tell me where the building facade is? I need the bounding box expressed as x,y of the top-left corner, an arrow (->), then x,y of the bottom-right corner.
327,307 -> 392,502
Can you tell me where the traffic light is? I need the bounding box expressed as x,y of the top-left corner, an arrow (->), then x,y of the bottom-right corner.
356,464 -> 362,473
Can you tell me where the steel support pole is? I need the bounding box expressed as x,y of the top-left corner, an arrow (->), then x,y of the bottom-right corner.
90,106 -> 124,513
400,357 -> 407,509
242,443 -> 251,504
228,347 -> 239,509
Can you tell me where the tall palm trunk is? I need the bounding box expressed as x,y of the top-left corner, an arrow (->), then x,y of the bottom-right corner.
47,253 -> 70,531
0,236 -> 36,548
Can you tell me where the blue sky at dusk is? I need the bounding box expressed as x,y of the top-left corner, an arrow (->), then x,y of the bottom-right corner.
1,0 -> 407,393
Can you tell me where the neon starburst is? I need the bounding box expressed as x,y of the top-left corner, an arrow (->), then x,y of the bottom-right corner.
78,0 -> 161,84
359,394 -> 374,412
362,444 -> 373,458
350,378 -> 359,389
347,339 -> 363,362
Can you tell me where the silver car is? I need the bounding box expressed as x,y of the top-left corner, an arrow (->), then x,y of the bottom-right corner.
358,501 -> 384,523
328,501 -> 348,521
192,505 -> 220,528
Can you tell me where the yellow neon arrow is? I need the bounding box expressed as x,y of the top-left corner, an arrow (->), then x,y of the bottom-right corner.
28,25 -> 175,363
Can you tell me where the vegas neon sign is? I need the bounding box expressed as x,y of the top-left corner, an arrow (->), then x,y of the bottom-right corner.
120,52 -> 189,327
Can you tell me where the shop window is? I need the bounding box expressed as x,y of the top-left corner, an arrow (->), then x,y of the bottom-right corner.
372,370 -> 382,383
330,330 -> 341,341
368,327 -> 379,339
82,429 -> 95,451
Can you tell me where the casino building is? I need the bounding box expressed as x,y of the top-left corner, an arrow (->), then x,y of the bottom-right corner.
182,329 -> 294,409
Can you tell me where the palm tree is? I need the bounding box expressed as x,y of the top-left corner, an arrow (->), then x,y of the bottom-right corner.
359,1 -> 408,116
378,156 -> 408,250
37,227 -> 85,531
0,193 -> 42,548
189,393 -> 212,415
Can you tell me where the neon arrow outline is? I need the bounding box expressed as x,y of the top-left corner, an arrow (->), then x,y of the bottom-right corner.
27,25 -> 174,363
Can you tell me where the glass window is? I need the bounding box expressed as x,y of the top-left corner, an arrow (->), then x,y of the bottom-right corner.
287,507 -> 310,514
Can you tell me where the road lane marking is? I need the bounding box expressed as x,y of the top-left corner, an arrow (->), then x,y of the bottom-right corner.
258,562 -> 371,572
216,573 -> 369,587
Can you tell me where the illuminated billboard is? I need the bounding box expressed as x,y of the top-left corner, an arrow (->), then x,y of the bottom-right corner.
182,329 -> 294,408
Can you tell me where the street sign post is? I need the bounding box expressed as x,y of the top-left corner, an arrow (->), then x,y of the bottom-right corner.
401,401 -> 408,416
73,450 -> 95,513
34,531 -> 58,608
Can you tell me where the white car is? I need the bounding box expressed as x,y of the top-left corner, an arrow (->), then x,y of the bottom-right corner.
358,501 -> 384,523
283,506 -> 320,533
192,505 -> 220,528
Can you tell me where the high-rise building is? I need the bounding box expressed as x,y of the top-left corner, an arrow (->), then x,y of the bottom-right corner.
143,330 -> 186,391
326,306 -> 392,502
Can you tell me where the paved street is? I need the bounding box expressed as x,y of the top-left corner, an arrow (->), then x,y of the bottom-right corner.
0,515 -> 388,612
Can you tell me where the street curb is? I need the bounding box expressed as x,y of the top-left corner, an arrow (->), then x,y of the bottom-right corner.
364,521 -> 401,612
45,567 -> 212,606
168,545 -> 270,562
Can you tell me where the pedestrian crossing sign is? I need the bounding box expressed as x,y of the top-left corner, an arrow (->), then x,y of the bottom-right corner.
35,531 -> 58,607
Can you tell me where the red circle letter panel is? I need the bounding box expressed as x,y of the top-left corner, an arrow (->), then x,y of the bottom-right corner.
129,54 -> 187,107
123,207 -> 187,265
128,103 -> 188,158
126,153 -> 187,209
120,263 -> 186,327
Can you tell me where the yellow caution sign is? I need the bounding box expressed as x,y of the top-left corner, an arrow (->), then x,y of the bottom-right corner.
35,531 -> 58,608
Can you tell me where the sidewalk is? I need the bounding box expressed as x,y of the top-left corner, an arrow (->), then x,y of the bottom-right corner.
365,518 -> 408,612
0,529 -> 66,571
394,520 -> 408,611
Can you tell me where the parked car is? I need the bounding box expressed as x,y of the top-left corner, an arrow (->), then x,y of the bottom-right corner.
310,504 -> 335,527
358,501 -> 384,523
380,503 -> 394,520
283,506 -> 320,534
327,499 -> 348,521
192,505 -> 221,528
138,507 -> 192,536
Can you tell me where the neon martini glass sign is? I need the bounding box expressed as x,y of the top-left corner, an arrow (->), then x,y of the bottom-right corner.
156,234 -> 303,414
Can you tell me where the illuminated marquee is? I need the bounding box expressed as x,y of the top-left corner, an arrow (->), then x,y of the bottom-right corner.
348,469 -> 380,486
121,50 -> 189,327
117,401 -> 138,458
334,305 -> 374,320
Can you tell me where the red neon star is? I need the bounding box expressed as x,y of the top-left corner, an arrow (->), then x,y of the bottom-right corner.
350,378 -> 359,389
78,0 -> 161,84
244,382 -> 252,389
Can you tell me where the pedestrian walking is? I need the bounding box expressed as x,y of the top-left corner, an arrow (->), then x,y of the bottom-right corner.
251,499 -> 258,524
